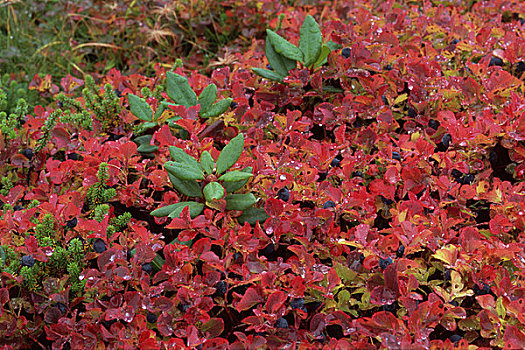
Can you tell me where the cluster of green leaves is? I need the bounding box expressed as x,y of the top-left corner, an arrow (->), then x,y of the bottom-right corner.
128,71 -> 232,139
35,109 -> 60,153
84,162 -> 117,211
82,75 -> 122,132
252,15 -> 338,82
151,133 -> 258,219
0,75 -> 30,141
0,245 -> 20,277
107,212 -> 132,238
0,214 -> 87,293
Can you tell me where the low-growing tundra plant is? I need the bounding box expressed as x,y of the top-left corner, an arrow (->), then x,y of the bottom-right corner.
151,133 -> 258,219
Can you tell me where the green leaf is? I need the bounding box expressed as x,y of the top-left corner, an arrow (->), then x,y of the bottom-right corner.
265,36 -> 296,77
325,40 -> 341,51
223,167 -> 253,193
251,68 -> 285,82
322,85 -> 344,93
313,44 -> 332,69
299,15 -> 322,67
198,84 -> 218,114
167,201 -> 204,218
169,146 -> 201,169
267,29 -> 304,62
167,172 -> 203,197
200,151 -> 214,175
128,94 -> 153,121
225,193 -> 257,210
165,161 -> 204,181
200,98 -> 233,118
151,254 -> 164,272
153,101 -> 166,121
0,246 -> 5,266
166,71 -> 197,108
237,206 -> 269,225
137,144 -> 158,153
219,170 -> 253,182
134,134 -> 153,145
150,203 -> 181,217
203,182 -> 225,202
215,133 -> 244,174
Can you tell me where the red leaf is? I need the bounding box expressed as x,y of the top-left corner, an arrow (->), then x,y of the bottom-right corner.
327,268 -> 341,292
0,185 -> 25,205
309,314 -> 326,336
504,326 -> 525,349
264,198 -> 283,217
265,291 -> 287,314
134,243 -> 156,263
236,286 -> 263,312
118,142 -> 138,162
201,318 -> 224,338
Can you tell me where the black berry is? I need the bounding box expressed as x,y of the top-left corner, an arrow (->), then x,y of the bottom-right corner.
473,282 -> 492,296
461,174 -> 474,185
114,89 -> 122,98
233,252 -> 242,262
142,263 -> 153,274
382,302 -> 398,313
178,303 -> 191,312
407,107 -> 417,118
275,317 -> 288,329
67,153 -> 80,161
380,195 -> 394,205
21,255 -> 35,267
381,95 -> 388,105
451,169 -> 463,179
290,298 -> 304,310
443,269 -> 452,281
341,47 -> 351,58
13,205 -> 23,211
379,257 -> 393,270
330,155 -> 342,168
441,133 -> 452,149
93,239 -> 107,253
66,217 -> 77,228
385,64 -> 392,71
396,244 -> 405,258
214,281 -> 227,297
276,188 -> 290,202
230,101 -> 238,110
352,171 -> 363,178
428,119 -> 440,130
449,335 -> 462,343
56,302 -> 67,315
146,312 -> 158,323
21,149 -> 33,160
488,56 -> 503,67
392,151 -> 401,161
450,39 -> 459,46
266,64 -> 273,70
260,244 -> 275,258
317,172 -> 327,182
323,200 -> 336,209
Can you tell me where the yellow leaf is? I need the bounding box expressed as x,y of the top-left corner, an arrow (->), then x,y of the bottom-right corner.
450,270 -> 464,295
433,245 -> 458,265
394,93 -> 408,105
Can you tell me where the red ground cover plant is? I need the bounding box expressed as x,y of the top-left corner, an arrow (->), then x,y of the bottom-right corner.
1,0 -> 525,349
